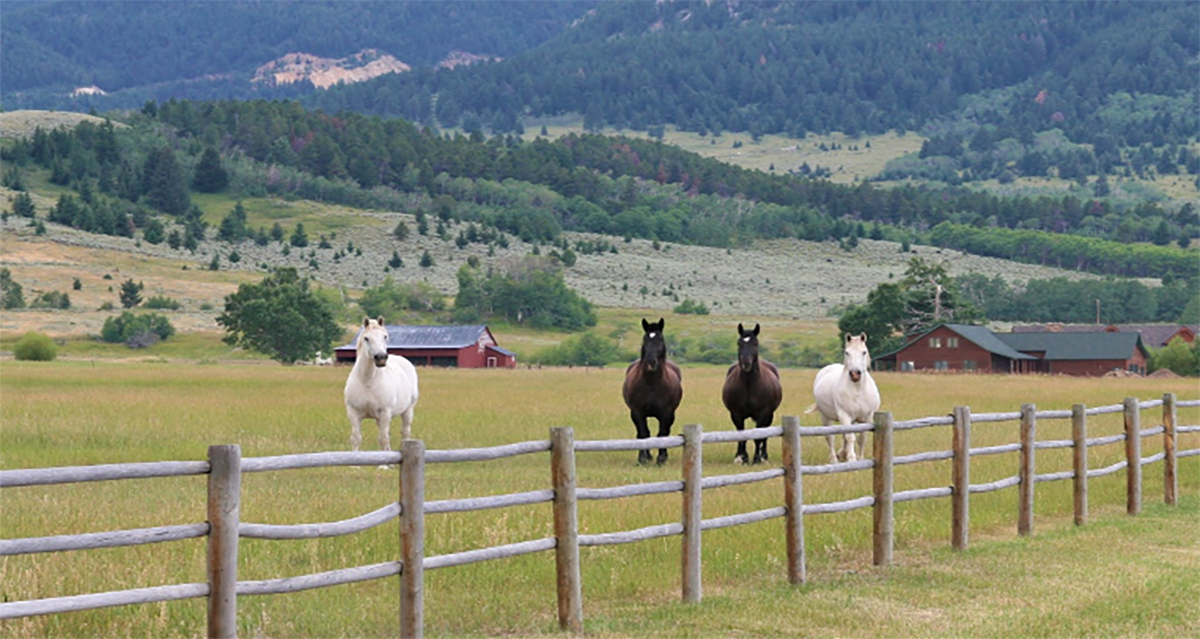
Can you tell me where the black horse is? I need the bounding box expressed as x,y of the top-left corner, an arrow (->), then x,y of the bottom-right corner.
721,323 -> 783,465
623,318 -> 684,465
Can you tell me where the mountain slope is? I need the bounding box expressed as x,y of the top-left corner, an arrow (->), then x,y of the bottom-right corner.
0,0 -> 597,100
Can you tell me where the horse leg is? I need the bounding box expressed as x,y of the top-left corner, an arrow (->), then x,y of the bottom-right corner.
348,409 -> 364,452
842,431 -> 858,463
655,414 -> 675,466
399,405 -> 415,441
732,416 -> 749,465
631,411 -> 652,466
752,414 -> 772,465
856,430 -> 869,461
377,411 -> 393,453
823,416 -> 840,464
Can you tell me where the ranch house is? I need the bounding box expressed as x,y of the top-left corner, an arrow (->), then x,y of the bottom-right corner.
874,323 -> 1150,376
335,324 -> 516,368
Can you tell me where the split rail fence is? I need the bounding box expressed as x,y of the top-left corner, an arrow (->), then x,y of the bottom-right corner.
2,394 -> 1197,637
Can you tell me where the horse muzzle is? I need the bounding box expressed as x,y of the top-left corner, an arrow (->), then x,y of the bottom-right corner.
373,354 -> 389,367
849,369 -> 862,383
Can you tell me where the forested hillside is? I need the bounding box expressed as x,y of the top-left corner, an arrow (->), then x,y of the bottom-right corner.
1,0 -> 596,104
312,1 -> 1197,145
4,100 -> 1195,287
8,1 -> 1196,198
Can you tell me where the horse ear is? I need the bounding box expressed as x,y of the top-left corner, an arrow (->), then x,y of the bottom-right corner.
363,317 -> 371,328
642,318 -> 651,332
859,332 -> 867,343
656,318 -> 665,331
737,323 -> 745,335
753,323 -> 760,336
377,316 -> 385,326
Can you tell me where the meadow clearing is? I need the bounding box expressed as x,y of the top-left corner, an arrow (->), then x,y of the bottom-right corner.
1,360 -> 1197,638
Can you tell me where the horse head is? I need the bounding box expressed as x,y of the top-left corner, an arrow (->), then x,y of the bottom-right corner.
640,317 -> 667,372
844,332 -> 871,383
736,323 -> 761,374
359,317 -> 391,368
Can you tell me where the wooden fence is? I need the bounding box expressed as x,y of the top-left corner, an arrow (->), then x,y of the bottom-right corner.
2,394 -> 1197,637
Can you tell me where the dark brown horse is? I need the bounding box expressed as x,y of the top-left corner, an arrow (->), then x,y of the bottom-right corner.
722,323 -> 783,465
623,318 -> 684,465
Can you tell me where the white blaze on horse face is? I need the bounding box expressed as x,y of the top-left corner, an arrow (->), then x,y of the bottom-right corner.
648,332 -> 657,339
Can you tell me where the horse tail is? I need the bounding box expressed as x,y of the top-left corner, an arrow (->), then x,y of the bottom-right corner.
804,403 -> 817,414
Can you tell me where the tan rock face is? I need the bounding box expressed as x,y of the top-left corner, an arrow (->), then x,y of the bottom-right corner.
252,49 -> 411,90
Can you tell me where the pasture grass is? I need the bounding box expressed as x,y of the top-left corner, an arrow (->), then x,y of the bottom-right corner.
1,362 -> 1197,637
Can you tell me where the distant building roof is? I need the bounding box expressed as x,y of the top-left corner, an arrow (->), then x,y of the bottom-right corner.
941,324 -> 1037,360
996,331 -> 1148,361
337,324 -> 494,351
1011,324 -> 1194,349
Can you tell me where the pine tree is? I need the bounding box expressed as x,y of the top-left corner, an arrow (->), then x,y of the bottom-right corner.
290,223 -> 309,248
192,146 -> 229,193
142,146 -> 191,216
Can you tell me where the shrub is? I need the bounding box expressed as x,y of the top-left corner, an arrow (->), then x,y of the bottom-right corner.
100,311 -> 175,347
673,298 -> 710,315
29,290 -> 71,309
144,295 -> 182,310
13,331 -> 56,361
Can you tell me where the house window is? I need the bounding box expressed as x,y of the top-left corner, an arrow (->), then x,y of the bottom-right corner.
900,361 -> 915,372
929,337 -> 942,348
963,360 -> 976,371
934,360 -> 949,371
947,337 -> 959,348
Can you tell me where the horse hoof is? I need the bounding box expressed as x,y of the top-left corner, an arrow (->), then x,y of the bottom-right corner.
656,456 -> 668,466
734,456 -> 747,465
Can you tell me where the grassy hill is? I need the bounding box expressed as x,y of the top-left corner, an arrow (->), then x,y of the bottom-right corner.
1,187 -> 1111,364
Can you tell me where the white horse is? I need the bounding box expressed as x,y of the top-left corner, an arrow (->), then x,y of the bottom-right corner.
811,332 -> 881,464
344,317 -> 419,452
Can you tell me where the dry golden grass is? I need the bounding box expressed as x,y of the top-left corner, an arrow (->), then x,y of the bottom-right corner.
1,360 -> 1197,637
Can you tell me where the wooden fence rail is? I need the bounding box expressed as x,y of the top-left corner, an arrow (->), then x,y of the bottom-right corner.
1,395 -> 1198,638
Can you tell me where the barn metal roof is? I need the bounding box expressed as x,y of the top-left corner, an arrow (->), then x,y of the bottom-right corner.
996,331 -> 1148,361
941,324 -> 1036,360
337,324 -> 492,351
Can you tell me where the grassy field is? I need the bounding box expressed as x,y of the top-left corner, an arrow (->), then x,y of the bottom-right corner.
1,361 -> 1197,637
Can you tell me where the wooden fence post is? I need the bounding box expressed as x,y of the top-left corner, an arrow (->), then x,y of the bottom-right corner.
400,440 -> 426,639
207,444 -> 241,639
1123,397 -> 1141,516
1163,393 -> 1177,506
872,411 -> 893,566
952,406 -> 971,551
550,427 -> 583,632
781,416 -> 805,585
681,424 -> 702,603
1018,404 -> 1036,536
1072,404 -> 1087,527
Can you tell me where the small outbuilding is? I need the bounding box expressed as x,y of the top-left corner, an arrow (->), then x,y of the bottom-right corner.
335,324 -> 516,368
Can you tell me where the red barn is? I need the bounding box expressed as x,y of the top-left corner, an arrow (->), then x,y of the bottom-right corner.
875,323 -> 1149,376
874,324 -> 1038,374
335,324 -> 516,368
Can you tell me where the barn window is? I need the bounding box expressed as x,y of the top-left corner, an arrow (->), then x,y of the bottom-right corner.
934,360 -> 949,371
929,337 -> 942,348
947,337 -> 959,348
900,361 -> 915,372
963,360 -> 976,371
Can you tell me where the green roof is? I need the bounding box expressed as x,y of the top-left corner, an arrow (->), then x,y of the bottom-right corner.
996,331 -> 1147,361
942,324 -> 1036,360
